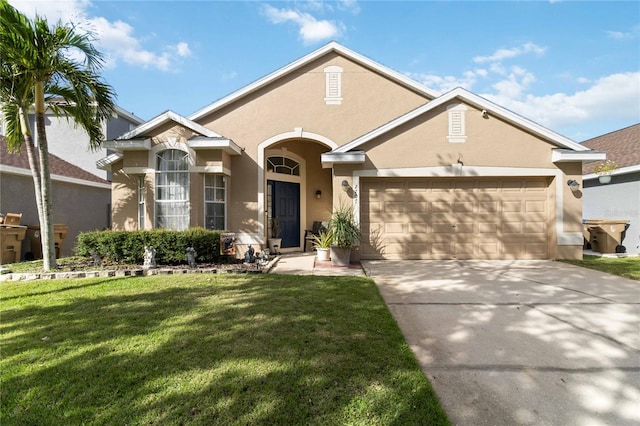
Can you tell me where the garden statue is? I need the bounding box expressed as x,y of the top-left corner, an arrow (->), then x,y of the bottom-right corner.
186,247 -> 197,269
90,250 -> 102,266
243,245 -> 256,263
143,245 -> 157,269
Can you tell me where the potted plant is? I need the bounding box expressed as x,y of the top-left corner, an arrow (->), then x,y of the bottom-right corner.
328,204 -> 361,267
267,218 -> 282,254
311,230 -> 333,262
593,159 -> 618,184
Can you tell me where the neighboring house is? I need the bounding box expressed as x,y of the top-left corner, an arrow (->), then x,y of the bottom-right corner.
100,42 -> 603,260
0,104 -> 144,180
0,135 -> 111,259
582,123 -> 640,255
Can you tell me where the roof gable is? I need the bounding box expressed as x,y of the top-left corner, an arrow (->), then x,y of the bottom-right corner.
116,110 -> 223,140
333,87 -> 590,154
188,41 -> 440,122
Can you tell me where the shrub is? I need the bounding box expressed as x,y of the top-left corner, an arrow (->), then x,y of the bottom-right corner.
76,228 -> 223,265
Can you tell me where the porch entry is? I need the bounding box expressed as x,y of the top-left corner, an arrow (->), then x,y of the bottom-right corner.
267,180 -> 300,248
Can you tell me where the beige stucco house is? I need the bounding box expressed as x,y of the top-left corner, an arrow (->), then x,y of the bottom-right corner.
99,42 -> 604,260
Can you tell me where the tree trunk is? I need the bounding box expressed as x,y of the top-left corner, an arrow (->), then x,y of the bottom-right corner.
34,82 -> 56,270
18,107 -> 45,228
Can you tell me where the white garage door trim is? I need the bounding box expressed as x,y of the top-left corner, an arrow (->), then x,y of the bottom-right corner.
351,165 -> 582,247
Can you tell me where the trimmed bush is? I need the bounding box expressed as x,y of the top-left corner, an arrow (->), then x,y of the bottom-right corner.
76,228 -> 223,265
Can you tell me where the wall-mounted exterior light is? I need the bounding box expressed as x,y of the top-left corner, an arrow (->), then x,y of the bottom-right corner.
315,190 -> 322,199
567,179 -> 580,192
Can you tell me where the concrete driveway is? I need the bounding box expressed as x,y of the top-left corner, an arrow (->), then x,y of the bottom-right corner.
362,260 -> 640,426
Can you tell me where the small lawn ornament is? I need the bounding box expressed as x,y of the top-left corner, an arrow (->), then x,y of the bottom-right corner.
143,245 -> 157,269
90,250 -> 102,266
186,247 -> 197,269
244,245 -> 256,264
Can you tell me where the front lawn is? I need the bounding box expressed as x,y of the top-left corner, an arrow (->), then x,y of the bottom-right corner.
1,274 -> 449,425
561,255 -> 640,280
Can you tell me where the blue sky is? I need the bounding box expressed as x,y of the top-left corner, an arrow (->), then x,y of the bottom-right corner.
9,0 -> 640,142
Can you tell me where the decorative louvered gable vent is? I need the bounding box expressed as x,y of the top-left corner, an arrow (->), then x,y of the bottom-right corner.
447,103 -> 467,143
324,65 -> 343,105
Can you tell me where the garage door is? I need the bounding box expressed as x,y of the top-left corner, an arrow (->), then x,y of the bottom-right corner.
360,177 -> 552,260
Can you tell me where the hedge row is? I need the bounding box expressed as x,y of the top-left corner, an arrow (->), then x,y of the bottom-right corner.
76,228 -> 226,265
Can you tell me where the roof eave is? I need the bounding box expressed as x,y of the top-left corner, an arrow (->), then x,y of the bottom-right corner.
552,149 -> 606,163
96,152 -> 124,170
104,139 -> 151,151
321,151 -> 365,168
187,137 -> 243,156
584,164 -> 640,180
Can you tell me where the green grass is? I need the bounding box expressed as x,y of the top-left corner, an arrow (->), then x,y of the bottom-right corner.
1,274 -> 449,425
561,255 -> 640,280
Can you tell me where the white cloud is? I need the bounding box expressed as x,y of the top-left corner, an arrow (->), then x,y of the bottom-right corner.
408,70 -> 479,93
262,4 -> 343,44
473,42 -> 547,64
338,0 -> 361,15
9,0 -> 191,72
408,40 -> 638,138
482,72 -> 640,131
606,25 -> 639,40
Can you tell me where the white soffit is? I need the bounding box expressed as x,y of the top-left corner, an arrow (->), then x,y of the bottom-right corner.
333,87 -> 590,154
321,151 -> 365,168
103,139 -> 151,151
188,41 -> 440,122
187,137 -> 243,155
96,152 -> 124,170
552,149 -> 606,163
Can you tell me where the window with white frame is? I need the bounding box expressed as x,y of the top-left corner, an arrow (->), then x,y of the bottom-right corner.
155,149 -> 189,230
267,156 -> 300,176
138,176 -> 145,230
324,65 -> 343,105
205,174 -> 226,230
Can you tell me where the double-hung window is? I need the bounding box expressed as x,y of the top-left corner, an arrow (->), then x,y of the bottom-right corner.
205,174 -> 226,230
138,176 -> 145,229
155,149 -> 189,230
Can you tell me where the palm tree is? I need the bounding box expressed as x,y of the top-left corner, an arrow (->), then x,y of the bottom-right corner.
0,1 -> 116,270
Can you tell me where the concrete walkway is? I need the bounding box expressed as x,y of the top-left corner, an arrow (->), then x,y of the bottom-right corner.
269,252 -> 365,276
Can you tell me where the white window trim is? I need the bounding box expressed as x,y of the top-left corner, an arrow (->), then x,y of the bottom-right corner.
138,175 -> 145,230
154,149 -> 190,230
204,174 -> 227,231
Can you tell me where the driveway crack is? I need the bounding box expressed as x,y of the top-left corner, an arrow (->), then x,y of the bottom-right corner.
526,303 -> 640,354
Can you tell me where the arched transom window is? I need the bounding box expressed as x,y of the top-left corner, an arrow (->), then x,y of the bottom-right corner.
155,149 -> 189,230
267,155 -> 300,176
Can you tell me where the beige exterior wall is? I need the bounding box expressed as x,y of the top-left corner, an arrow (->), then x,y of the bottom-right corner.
111,160 -> 140,231
188,54 -> 430,245
359,103 -> 556,170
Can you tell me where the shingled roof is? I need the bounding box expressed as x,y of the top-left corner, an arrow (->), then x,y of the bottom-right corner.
582,123 -> 640,175
0,135 -> 109,185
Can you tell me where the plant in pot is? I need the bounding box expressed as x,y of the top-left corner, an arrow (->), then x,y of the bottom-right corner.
593,159 -> 618,184
311,230 -> 333,262
328,204 -> 360,267
268,218 -> 282,254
